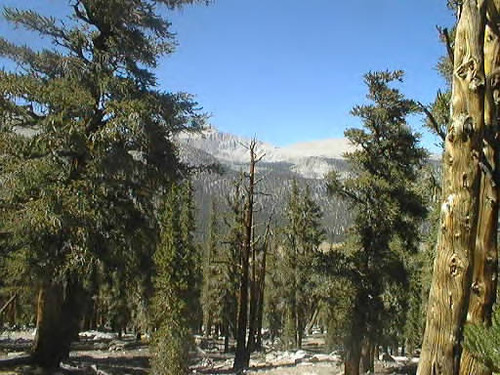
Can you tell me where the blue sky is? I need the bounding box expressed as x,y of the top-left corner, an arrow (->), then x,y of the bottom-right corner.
1,0 -> 455,152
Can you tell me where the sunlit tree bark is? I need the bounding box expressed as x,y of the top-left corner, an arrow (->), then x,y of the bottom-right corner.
418,1 -> 500,373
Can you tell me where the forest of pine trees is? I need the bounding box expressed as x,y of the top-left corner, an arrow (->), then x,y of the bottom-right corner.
1,1 -> 500,375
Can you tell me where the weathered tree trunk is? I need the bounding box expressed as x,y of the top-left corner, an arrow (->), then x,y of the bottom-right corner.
234,140 -> 260,370
417,1 -> 487,374
246,228 -> 258,354
459,2 -> 500,374
32,279 -> 84,369
255,240 -> 267,351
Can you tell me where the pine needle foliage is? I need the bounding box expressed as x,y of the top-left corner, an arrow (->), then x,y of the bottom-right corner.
151,182 -> 199,375
327,70 -> 428,371
201,201 -> 225,335
0,0 -> 206,366
281,181 -> 324,349
464,308 -> 500,373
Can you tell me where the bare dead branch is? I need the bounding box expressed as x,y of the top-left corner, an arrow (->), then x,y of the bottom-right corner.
417,101 -> 447,142
437,26 -> 455,65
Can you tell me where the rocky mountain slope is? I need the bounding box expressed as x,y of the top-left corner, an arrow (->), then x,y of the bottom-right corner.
177,126 -> 353,179
176,127 -> 354,243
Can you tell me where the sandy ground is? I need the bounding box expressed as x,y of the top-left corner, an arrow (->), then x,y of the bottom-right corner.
0,330 -> 416,375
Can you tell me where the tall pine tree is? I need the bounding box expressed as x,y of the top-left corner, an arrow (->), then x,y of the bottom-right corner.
281,181 -> 324,349
151,182 -> 199,375
328,70 -> 427,375
0,0 -> 205,368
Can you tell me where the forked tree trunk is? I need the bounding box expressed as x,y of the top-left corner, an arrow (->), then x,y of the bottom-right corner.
417,1 -> 487,374
460,1 -> 500,374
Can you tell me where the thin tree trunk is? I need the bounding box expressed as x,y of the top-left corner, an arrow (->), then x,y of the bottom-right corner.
417,1 -> 487,374
246,228 -> 258,354
234,140 -> 259,370
0,294 -> 17,316
255,241 -> 267,351
305,307 -> 319,335
223,320 -> 230,353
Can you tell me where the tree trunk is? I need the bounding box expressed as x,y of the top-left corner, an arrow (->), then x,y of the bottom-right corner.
460,2 -> 500,374
360,338 -> 371,374
344,301 -> 365,375
305,307 -> 319,335
32,279 -> 84,369
255,242 -> 267,351
223,320 -> 230,353
234,140 -> 259,370
345,334 -> 362,375
417,1 -> 487,374
246,228 -> 258,354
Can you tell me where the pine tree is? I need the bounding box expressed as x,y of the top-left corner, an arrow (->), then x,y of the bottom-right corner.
328,70 -> 427,375
0,0 -> 205,368
281,181 -> 324,349
151,181 -> 198,375
221,182 -> 244,352
201,201 -> 223,337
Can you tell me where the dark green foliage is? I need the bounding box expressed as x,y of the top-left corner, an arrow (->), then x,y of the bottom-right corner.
269,181 -> 324,349
201,202 -> 220,335
201,200 -> 238,339
0,0 -> 202,282
464,308 -> 500,372
0,0 -> 205,366
327,70 -> 427,366
151,182 -> 199,375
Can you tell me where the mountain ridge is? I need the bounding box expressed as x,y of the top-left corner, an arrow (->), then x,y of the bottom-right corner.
176,126 -> 353,179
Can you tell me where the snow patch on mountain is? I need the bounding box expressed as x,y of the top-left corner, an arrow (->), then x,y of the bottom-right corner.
176,127 -> 353,179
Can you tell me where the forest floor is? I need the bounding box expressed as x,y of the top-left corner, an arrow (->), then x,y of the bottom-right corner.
0,330 -> 417,374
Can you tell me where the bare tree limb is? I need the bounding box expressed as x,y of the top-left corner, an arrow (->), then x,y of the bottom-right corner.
417,101 -> 447,142
437,26 -> 455,65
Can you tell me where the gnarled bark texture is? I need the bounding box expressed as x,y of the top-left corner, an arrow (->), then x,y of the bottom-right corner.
459,1 -> 500,374
417,1 -> 487,374
418,0 -> 500,374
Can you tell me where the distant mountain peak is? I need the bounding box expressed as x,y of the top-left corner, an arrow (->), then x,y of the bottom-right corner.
176,127 -> 352,179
